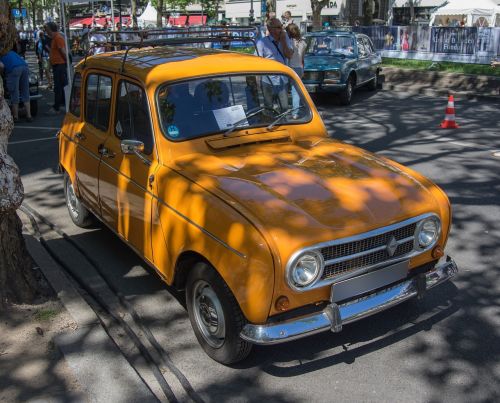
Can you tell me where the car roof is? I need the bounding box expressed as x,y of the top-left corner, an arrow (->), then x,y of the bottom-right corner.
76,46 -> 289,86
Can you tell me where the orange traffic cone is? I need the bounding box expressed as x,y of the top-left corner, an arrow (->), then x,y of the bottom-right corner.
440,95 -> 459,129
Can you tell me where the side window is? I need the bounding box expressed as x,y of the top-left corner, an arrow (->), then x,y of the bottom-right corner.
85,74 -> 113,131
362,37 -> 374,54
115,81 -> 153,155
69,73 -> 82,117
357,38 -> 367,57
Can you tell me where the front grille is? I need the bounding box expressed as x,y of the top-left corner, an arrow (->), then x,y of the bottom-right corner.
321,223 -> 417,280
303,71 -> 322,82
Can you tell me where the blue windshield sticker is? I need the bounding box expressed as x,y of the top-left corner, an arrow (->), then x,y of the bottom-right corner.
168,125 -> 180,138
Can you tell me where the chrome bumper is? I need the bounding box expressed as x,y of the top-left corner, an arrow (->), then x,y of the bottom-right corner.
240,257 -> 458,345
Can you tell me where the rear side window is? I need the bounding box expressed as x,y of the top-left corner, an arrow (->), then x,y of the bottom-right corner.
85,74 -> 113,131
362,37 -> 374,54
357,38 -> 367,57
115,81 -> 153,155
69,73 -> 81,117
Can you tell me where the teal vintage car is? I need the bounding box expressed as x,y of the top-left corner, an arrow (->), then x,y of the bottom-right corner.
302,31 -> 382,105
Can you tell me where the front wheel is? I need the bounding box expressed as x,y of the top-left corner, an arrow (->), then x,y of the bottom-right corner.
64,173 -> 92,228
339,76 -> 354,105
186,262 -> 252,364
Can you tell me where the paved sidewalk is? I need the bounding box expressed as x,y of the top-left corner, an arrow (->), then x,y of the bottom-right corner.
24,232 -> 158,403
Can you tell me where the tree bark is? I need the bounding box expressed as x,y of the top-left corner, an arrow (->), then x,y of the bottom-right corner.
131,0 -> 138,28
0,2 -> 49,305
157,0 -> 163,27
311,0 -> 329,31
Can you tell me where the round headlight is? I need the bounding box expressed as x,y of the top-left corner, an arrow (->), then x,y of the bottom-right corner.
417,217 -> 440,248
288,251 -> 324,289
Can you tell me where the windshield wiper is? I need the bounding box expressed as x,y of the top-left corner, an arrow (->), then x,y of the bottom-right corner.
224,106 -> 265,136
266,107 -> 303,131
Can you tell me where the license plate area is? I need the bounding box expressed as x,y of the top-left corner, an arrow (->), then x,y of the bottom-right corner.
330,260 -> 409,303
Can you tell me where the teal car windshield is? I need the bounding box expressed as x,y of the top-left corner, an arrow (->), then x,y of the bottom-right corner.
157,74 -> 312,141
306,35 -> 356,56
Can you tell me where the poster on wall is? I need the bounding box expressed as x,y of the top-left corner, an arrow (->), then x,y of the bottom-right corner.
430,28 -> 477,54
476,27 -> 494,56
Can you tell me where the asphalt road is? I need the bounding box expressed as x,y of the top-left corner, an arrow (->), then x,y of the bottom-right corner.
8,84 -> 500,402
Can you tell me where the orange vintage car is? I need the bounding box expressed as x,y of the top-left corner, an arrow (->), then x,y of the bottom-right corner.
58,45 -> 458,364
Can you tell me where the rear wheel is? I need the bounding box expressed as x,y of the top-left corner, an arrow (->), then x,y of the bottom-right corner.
339,75 -> 354,105
64,173 -> 92,228
186,262 -> 252,364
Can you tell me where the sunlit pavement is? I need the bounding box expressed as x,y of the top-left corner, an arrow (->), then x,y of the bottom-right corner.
8,61 -> 500,402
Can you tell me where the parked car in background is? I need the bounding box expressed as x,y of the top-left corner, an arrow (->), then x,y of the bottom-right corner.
2,70 -> 41,116
303,31 -> 382,105
58,42 -> 457,365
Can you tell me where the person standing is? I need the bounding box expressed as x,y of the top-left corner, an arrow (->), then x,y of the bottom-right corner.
45,22 -> 68,114
282,11 -> 294,29
0,50 -> 33,122
286,23 -> 306,119
256,17 -> 294,112
35,31 -> 53,89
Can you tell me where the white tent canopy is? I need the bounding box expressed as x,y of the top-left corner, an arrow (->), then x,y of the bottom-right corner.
429,0 -> 499,27
137,2 -> 160,28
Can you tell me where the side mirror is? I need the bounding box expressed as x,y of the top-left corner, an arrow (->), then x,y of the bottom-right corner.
121,139 -> 144,154
120,139 -> 151,166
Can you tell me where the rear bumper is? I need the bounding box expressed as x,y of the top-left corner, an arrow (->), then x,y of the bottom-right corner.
240,257 -> 458,345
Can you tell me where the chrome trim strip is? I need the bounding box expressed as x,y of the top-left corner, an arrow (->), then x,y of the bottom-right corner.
241,257 -> 458,345
323,235 -> 414,266
285,213 -> 440,291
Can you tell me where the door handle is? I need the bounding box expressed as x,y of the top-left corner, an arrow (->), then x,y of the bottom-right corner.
98,144 -> 115,158
75,132 -> 86,141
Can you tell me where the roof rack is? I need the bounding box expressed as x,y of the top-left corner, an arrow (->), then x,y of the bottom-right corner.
84,27 -> 261,73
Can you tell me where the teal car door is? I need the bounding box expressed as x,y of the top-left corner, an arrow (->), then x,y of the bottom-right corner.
356,36 -> 371,84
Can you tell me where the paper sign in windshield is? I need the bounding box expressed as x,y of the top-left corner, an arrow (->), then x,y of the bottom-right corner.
213,105 -> 249,130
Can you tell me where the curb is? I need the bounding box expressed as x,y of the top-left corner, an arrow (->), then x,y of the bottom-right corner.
382,82 -> 500,102
24,232 -> 158,403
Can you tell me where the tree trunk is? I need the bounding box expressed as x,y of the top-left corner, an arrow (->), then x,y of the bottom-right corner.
0,1 -> 47,306
131,0 -> 138,28
311,0 -> 329,31
409,0 -> 415,23
157,0 -> 163,27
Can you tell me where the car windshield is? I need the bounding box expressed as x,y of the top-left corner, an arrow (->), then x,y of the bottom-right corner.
306,35 -> 355,56
157,73 -> 312,141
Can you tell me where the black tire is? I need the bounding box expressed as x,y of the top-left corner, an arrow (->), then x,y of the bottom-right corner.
30,99 -> 38,117
186,262 -> 252,365
367,71 -> 379,91
339,75 -> 354,105
64,173 -> 92,228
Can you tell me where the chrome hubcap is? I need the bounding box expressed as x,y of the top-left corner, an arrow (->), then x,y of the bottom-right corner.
192,280 -> 225,348
66,180 -> 80,219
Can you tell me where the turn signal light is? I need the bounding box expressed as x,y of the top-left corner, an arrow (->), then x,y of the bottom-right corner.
275,296 -> 290,312
432,245 -> 444,259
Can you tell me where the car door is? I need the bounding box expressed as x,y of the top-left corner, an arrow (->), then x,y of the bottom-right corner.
355,36 -> 370,84
362,36 -> 380,80
74,72 -> 114,215
98,79 -> 158,263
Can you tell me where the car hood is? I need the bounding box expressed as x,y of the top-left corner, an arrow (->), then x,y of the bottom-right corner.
171,137 -> 441,260
304,55 -> 352,71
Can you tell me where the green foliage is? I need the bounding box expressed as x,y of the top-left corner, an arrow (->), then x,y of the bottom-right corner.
382,58 -> 500,77
34,308 -> 58,321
